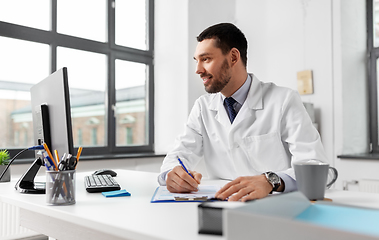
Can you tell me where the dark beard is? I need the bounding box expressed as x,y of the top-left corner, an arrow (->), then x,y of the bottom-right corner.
204,59 -> 231,93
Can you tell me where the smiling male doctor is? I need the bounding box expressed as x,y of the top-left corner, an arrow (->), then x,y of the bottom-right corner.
158,23 -> 328,202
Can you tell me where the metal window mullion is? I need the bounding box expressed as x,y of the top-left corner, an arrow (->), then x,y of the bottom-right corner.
367,0 -> 374,52
108,52 -> 116,152
147,0 -> 155,54
147,62 -> 154,149
0,21 -> 53,44
111,44 -> 153,58
368,0 -> 379,152
108,0 -> 117,152
369,50 -> 379,152
113,51 -> 152,64
0,22 -> 110,55
147,0 -> 155,150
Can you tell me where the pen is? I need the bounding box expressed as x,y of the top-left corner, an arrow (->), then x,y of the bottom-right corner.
54,149 -> 60,164
75,147 -> 82,169
76,146 -> 83,161
43,143 -> 58,170
44,158 -> 52,171
178,157 -> 194,178
46,156 -> 55,170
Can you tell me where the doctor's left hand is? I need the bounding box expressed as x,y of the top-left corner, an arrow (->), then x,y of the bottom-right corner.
215,175 -> 273,202
166,165 -> 202,193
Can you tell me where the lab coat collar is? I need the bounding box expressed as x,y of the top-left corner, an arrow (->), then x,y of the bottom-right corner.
246,74 -> 263,110
208,73 -> 263,127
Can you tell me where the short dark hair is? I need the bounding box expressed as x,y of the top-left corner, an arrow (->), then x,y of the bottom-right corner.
197,23 -> 248,68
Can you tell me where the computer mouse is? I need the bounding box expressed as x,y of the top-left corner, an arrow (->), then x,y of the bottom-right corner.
93,169 -> 117,177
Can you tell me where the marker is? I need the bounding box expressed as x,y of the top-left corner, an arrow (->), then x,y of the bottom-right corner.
178,157 -> 194,178
61,153 -> 67,163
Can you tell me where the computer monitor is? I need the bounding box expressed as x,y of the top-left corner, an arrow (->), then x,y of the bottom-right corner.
15,67 -> 74,194
30,67 -> 74,156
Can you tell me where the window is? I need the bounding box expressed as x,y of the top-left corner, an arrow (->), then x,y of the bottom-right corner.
77,129 -> 83,146
0,0 -> 154,159
369,0 -> 379,152
91,128 -> 98,146
126,127 -> 133,145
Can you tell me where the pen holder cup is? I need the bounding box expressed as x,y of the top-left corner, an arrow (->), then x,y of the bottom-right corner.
46,170 -> 76,205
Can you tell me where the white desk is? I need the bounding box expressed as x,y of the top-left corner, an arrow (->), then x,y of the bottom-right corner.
325,189 -> 379,210
1,170 -> 379,240
0,170 -> 224,240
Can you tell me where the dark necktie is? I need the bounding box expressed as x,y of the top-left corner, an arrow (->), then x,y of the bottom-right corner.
224,97 -> 237,123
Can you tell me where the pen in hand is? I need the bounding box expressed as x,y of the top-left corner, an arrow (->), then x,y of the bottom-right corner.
177,157 -> 194,178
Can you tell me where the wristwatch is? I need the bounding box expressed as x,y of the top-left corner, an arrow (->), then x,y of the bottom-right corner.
264,171 -> 281,193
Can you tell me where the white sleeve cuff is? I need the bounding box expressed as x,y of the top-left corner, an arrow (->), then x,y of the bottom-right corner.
157,169 -> 171,186
277,172 -> 297,193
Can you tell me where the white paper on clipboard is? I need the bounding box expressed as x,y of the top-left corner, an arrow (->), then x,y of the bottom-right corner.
151,185 -> 221,202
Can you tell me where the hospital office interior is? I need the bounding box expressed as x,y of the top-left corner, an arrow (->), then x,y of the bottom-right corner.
3,0 -> 377,195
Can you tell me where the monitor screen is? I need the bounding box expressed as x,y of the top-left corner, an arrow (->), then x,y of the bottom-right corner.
30,67 -> 74,158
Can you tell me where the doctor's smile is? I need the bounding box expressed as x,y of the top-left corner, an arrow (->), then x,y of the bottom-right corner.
201,74 -> 211,85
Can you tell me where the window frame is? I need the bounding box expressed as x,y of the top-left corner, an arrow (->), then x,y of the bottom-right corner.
368,0 -> 379,153
0,0 -> 155,160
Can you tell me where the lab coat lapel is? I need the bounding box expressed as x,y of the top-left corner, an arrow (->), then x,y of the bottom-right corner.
208,94 -> 232,128
246,74 -> 263,110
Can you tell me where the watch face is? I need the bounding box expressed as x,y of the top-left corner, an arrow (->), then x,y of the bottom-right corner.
268,172 -> 280,184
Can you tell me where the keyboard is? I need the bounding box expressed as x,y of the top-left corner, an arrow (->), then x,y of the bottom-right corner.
84,174 -> 121,193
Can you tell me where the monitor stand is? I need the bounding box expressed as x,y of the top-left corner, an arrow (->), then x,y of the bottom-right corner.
15,157 -> 46,194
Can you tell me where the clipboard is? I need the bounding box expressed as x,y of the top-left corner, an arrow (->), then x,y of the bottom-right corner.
150,185 -> 220,203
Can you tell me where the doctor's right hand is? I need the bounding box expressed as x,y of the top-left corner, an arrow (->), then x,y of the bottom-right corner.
166,165 -> 202,193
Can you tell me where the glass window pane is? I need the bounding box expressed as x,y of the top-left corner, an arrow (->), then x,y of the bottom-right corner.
57,47 -> 107,147
115,0 -> 147,50
0,0 -> 50,30
57,0 -> 107,42
0,37 -> 50,83
0,37 -> 49,149
115,60 -> 147,146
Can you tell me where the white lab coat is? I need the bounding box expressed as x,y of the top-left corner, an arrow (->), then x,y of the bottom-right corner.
160,74 -> 328,182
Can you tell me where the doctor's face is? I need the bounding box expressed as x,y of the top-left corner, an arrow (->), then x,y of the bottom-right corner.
194,39 -> 232,94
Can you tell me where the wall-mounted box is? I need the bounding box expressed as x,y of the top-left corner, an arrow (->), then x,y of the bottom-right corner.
297,70 -> 314,95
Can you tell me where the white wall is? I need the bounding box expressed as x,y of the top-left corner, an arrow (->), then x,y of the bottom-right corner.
154,0 -> 189,155
235,0 -> 334,163
238,0 -> 334,161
